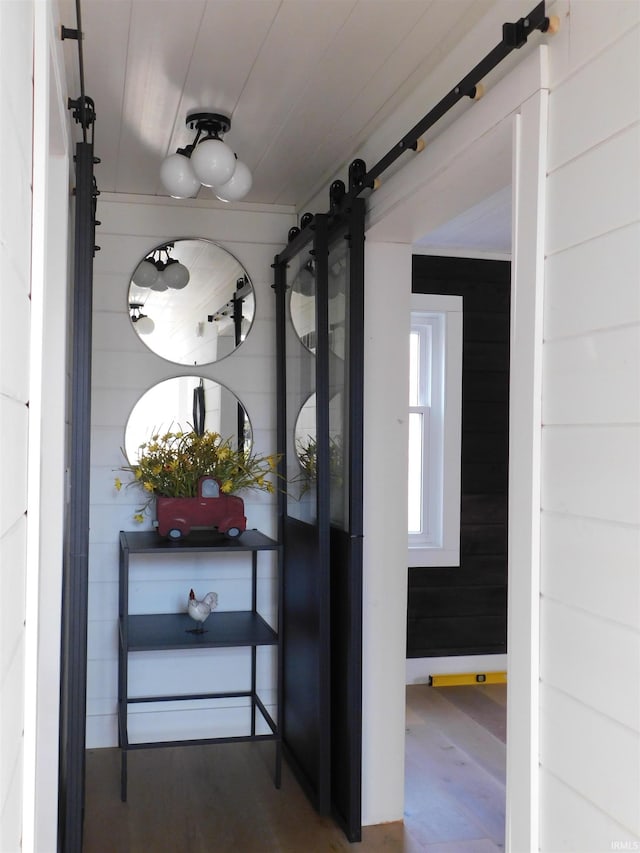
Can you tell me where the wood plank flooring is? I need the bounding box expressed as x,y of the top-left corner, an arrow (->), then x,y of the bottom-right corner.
403,684 -> 506,851
83,685 -> 505,852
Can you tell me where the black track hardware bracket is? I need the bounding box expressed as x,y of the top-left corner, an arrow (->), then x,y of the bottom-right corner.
68,95 -> 96,130
503,13 -> 538,49
61,25 -> 82,41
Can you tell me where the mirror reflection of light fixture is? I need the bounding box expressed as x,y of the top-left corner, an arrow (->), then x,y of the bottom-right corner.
132,242 -> 190,291
160,110 -> 253,202
128,238 -> 255,366
294,259 -> 316,296
129,303 -> 155,335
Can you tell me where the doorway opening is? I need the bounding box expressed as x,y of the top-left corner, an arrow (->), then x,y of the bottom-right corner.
362,49 -> 547,849
404,245 -> 512,847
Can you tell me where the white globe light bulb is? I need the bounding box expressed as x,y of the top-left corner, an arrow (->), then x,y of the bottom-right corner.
132,259 -> 159,288
214,160 -> 252,202
160,152 -> 200,198
191,137 -> 236,187
163,261 -> 190,290
136,315 -> 155,335
150,270 -> 168,292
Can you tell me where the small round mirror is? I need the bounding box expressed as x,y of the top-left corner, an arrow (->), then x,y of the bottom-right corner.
124,375 -> 251,464
128,239 -> 255,365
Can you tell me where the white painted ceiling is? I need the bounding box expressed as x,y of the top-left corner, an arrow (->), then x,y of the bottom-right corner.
59,0 -> 501,212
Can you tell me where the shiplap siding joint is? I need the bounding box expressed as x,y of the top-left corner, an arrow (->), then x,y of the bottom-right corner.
547,20 -> 640,100
541,765 -> 640,839
546,118 -> 640,177
544,218 -> 640,260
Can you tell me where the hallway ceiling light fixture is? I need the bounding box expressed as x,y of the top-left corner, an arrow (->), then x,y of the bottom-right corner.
160,110 -> 253,202
132,243 -> 190,291
129,303 -> 155,335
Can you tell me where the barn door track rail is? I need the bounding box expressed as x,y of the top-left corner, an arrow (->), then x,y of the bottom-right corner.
279,0 -> 559,262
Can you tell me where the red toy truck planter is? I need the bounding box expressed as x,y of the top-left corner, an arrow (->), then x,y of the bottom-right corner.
155,476 -> 246,540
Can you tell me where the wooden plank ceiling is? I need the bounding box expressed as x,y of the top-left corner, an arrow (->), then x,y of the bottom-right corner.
60,0 -> 496,210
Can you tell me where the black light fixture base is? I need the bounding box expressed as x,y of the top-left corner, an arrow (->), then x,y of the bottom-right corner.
186,110 -> 231,135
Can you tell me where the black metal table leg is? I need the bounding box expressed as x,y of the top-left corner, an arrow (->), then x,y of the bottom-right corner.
120,749 -> 127,802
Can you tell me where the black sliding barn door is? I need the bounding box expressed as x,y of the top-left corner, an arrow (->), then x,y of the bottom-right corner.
59,142 -> 96,852
327,209 -> 363,841
275,200 -> 364,841
408,254 -> 510,658
276,216 -> 331,814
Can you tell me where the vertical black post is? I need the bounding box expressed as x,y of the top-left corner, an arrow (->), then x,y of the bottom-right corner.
344,198 -> 365,840
58,141 -> 95,853
273,261 -> 287,546
272,259 -> 287,793
250,548 -> 257,735
314,215 -> 332,814
118,534 -> 130,802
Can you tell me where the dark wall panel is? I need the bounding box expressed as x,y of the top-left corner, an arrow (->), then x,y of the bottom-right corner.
409,254 -> 510,658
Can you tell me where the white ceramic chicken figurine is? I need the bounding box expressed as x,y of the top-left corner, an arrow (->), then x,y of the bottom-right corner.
187,589 -> 218,632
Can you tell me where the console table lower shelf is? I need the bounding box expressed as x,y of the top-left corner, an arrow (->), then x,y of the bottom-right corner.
117,611 -> 281,802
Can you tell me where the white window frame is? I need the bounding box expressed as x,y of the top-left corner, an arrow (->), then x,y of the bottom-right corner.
408,294 -> 462,567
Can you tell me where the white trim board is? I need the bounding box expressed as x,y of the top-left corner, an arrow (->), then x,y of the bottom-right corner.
24,5 -> 72,851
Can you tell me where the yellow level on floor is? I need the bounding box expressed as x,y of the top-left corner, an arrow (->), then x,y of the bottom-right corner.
429,671 -> 507,687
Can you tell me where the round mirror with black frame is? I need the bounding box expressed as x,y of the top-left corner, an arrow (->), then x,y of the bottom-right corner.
124,375 -> 252,464
128,238 -> 255,366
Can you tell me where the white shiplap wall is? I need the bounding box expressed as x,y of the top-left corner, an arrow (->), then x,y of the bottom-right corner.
87,196 -> 295,748
0,2 -> 34,850
540,2 -> 640,849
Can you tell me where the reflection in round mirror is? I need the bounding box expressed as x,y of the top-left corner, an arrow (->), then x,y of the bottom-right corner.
289,252 -> 316,353
327,243 -> 347,360
288,244 -> 348,357
128,239 -> 255,366
294,392 -> 317,487
124,375 -> 252,464
293,392 -> 344,483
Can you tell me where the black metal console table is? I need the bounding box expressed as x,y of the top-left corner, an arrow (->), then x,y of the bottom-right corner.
118,529 -> 283,801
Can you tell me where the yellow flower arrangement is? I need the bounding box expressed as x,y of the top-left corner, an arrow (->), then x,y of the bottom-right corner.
116,430 -> 280,520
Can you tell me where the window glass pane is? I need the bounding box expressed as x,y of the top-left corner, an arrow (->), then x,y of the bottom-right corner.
286,249 -> 317,523
328,239 -> 349,530
423,323 -> 433,407
409,331 -> 420,407
408,412 -> 423,533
